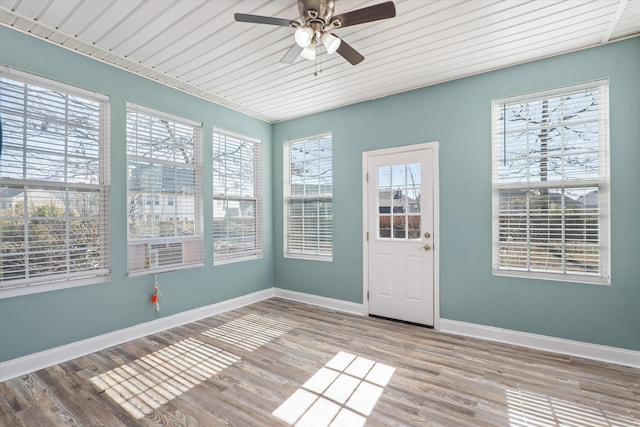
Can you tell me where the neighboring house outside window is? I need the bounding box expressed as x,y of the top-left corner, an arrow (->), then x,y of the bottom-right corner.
0,67 -> 111,294
126,103 -> 203,274
491,80 -> 610,284
212,128 -> 262,264
284,133 -> 333,261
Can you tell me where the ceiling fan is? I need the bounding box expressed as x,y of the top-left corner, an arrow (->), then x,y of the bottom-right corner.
235,0 -> 396,65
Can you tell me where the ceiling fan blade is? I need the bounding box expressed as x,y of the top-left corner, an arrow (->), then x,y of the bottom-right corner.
280,44 -> 303,64
336,38 -> 365,65
331,1 -> 396,28
234,13 -> 294,27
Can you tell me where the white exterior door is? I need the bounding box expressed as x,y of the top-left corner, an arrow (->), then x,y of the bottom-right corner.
365,144 -> 437,326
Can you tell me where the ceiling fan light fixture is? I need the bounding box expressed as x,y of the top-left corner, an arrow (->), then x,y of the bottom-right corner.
321,33 -> 341,54
294,27 -> 314,47
301,42 -> 316,61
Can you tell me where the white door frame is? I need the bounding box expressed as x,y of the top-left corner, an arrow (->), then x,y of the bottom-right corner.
362,142 -> 440,330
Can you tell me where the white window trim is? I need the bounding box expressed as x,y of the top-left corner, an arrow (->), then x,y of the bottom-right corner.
0,66 -> 111,297
491,80 -> 610,285
0,65 -> 109,102
212,127 -> 263,265
125,103 -> 204,275
283,132 -> 333,261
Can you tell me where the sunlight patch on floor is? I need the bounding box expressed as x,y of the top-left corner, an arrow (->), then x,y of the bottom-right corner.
273,351 -> 395,427
202,313 -> 296,351
90,338 -> 239,419
506,388 -> 638,427
90,314 -> 297,420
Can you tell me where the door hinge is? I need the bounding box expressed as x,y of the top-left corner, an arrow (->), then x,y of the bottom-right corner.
366,232 -> 369,241
367,291 -> 369,300
366,173 -> 369,183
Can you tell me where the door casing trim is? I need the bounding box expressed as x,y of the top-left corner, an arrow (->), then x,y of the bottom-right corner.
362,142 -> 441,330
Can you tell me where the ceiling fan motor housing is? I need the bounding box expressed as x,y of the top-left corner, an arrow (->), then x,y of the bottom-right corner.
299,0 -> 336,29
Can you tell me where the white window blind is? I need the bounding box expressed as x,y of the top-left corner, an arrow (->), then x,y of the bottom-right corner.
0,67 -> 111,292
212,128 -> 262,264
126,103 -> 203,274
491,80 -> 610,284
284,133 -> 333,260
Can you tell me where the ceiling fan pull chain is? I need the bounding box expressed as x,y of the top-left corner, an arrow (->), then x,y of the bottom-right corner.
314,46 -> 321,77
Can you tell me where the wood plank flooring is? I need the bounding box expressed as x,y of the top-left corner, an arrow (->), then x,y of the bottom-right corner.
1,298 -> 638,426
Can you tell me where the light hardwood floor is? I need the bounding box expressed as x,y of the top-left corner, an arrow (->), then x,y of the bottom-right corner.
1,298 -> 638,426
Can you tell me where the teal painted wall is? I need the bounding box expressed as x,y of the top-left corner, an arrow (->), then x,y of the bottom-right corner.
1,24 -> 638,362
272,38 -> 640,351
0,27 -> 274,362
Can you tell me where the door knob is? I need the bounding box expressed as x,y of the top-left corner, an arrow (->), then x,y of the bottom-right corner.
421,244 -> 431,251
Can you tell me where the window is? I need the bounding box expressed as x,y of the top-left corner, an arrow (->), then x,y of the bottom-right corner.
0,67 -> 110,293
492,80 -> 610,284
377,163 -> 423,239
284,133 -> 333,260
212,128 -> 262,264
126,103 -> 203,274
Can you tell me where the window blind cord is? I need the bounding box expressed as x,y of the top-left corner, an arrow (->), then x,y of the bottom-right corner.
503,102 -> 506,166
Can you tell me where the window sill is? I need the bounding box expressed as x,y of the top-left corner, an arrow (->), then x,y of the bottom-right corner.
0,274 -> 111,299
284,253 -> 333,262
214,254 -> 262,266
128,263 -> 204,277
492,268 -> 610,285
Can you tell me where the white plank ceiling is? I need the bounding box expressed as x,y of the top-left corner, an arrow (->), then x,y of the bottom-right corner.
1,0 -> 638,123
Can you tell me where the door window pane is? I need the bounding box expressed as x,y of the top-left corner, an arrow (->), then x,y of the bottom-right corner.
408,216 -> 421,239
377,163 -> 421,240
393,216 -> 406,239
379,215 -> 391,238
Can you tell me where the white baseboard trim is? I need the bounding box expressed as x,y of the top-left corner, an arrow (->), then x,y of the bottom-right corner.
273,288 -> 365,316
439,318 -> 640,369
5,291 -> 635,382
0,288 -> 275,382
